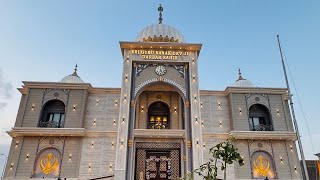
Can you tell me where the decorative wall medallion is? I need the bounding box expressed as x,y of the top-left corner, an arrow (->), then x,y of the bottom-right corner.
258,143 -> 263,148
54,92 -> 59,98
255,97 -> 260,102
155,65 -> 167,76
253,155 -> 270,177
40,153 -> 59,175
156,95 -> 162,100
49,140 -> 54,145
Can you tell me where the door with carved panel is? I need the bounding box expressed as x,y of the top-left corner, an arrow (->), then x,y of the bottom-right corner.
146,151 -> 171,180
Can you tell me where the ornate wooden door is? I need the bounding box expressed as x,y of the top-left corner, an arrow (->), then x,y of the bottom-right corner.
145,151 -> 171,180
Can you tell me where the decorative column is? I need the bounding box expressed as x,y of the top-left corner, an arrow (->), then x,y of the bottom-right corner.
114,50 -> 133,179
189,52 -> 203,180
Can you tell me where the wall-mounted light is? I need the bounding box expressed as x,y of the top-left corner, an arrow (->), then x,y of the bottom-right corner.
195,117 -> 198,122
160,46 -> 162,49
113,119 -> 116,126
141,106 -> 144,112
91,142 -> 94,148
200,102 -> 203,108
192,75 -> 196,82
219,121 -> 223,127
125,75 -> 128,81
88,164 -> 91,170
93,119 -> 96,125
203,143 -> 206,149
294,166 -> 297,173
194,95 -> 197,101
277,109 -> 280,115
174,107 -> 177,113
10,164 -> 13,169
121,140 -> 124,146
26,154 -> 29,160
96,99 -> 99,105
218,102 -> 221,108
109,163 -> 113,170
123,95 -> 127,101
239,108 -> 242,114
73,105 -> 76,111
15,141 -> 19,147
111,142 -> 114,148
122,117 -> 125,123
115,100 -> 118,106
140,46 -> 143,48
290,145 -> 293,152
126,56 -> 130,62
69,154 -> 72,160
280,156 -> 283,163
31,104 -> 35,111
196,140 -> 199,146
201,121 -> 204,127
192,57 -> 195,64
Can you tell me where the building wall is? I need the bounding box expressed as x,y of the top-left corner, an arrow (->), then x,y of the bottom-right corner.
228,93 -> 293,132
15,88 -> 88,128
200,95 -> 231,133
78,136 -> 117,180
234,140 -> 302,180
84,93 -> 120,131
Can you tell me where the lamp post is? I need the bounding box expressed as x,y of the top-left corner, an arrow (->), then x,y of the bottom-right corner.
0,153 -> 8,180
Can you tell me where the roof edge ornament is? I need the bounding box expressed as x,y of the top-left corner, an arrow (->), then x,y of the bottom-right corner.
237,68 -> 246,81
232,68 -> 255,87
60,64 -> 84,83
158,4 -> 163,24
72,64 -> 79,77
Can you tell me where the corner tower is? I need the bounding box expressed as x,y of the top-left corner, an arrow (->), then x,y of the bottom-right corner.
114,4 -> 203,180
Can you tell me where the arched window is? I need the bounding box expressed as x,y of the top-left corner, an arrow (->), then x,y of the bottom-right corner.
33,148 -> 61,178
39,100 -> 65,128
249,104 -> 273,131
148,101 -> 170,129
251,151 -> 276,179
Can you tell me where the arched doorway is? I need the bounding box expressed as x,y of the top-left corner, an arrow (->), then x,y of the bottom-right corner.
39,100 -> 65,128
249,104 -> 273,131
148,101 -> 170,129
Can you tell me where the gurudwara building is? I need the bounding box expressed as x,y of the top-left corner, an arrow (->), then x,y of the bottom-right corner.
3,6 -> 303,180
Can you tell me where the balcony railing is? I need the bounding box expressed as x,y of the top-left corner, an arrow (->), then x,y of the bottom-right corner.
39,121 -> 64,128
147,123 -> 170,129
251,124 -> 273,131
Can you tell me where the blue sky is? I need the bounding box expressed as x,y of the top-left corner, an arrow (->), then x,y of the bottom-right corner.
0,0 -> 319,175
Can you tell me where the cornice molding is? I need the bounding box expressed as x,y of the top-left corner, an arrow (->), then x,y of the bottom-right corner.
7,127 -> 87,137
229,131 -> 297,141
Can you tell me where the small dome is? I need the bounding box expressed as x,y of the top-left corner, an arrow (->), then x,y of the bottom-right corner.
60,65 -> 84,83
136,24 -> 185,43
232,69 -> 254,87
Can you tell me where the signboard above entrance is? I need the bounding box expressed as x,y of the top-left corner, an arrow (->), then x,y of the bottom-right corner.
131,49 -> 189,60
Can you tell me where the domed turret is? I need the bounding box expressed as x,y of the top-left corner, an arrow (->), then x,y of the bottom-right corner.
136,4 -> 185,43
232,68 -> 254,87
60,64 -> 84,83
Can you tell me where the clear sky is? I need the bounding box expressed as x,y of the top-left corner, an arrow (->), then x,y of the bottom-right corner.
0,0 -> 319,175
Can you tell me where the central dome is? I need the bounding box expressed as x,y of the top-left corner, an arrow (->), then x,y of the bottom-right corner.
136,24 -> 185,43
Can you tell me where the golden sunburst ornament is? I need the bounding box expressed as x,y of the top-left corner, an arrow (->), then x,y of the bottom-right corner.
253,155 -> 270,177
40,152 -> 59,175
